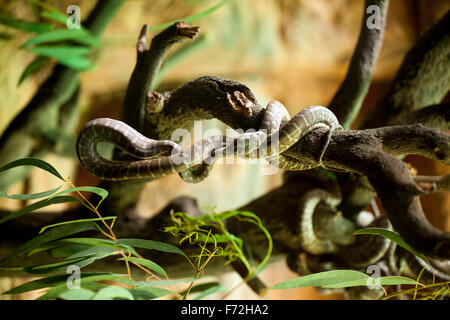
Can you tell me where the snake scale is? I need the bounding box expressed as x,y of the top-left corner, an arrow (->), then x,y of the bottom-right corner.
76,101 -> 342,182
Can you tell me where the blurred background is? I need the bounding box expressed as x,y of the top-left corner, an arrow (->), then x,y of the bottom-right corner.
0,0 -> 449,300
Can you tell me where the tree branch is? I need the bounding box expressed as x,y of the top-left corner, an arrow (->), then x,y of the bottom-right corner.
363,9 -> 450,129
387,103 -> 450,130
328,0 -> 388,129
122,22 -> 200,131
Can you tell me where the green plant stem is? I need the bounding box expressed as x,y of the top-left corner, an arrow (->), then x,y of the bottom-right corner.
382,281 -> 449,300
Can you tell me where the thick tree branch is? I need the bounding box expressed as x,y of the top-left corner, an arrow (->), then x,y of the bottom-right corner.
122,22 -> 200,131
387,103 -> 450,130
363,9 -> 450,129
328,0 -> 388,129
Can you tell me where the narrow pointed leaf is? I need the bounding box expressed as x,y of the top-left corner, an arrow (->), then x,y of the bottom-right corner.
59,288 -> 95,300
49,186 -> 109,207
129,287 -> 173,300
0,196 -> 82,225
40,11 -> 69,25
0,12 -> 53,33
39,216 -> 116,234
92,286 -> 134,300
324,276 -> 419,289
0,157 -> 64,180
119,257 -> 167,278
21,28 -> 100,48
2,272 -> 110,295
18,56 -> 50,85
37,274 -> 131,300
353,228 -> 429,264
0,185 -> 61,200
194,285 -> 228,300
28,46 -> 93,70
0,222 -> 100,264
117,238 -> 187,257
268,270 -> 369,290
23,256 -> 97,275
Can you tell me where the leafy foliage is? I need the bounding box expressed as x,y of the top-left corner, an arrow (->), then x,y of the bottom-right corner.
0,157 -> 263,300
0,6 -> 99,85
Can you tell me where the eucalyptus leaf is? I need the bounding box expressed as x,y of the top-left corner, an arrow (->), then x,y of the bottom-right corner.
194,285 -> 228,300
353,228 -> 429,264
39,216 -> 116,234
21,28 -> 101,48
23,256 -> 97,275
28,45 -> 93,70
119,257 -> 167,278
0,196 -> 82,225
48,186 -> 109,207
18,56 -> 50,85
129,287 -> 173,300
117,238 -> 187,258
59,288 -> 95,300
323,276 -> 419,288
3,272 -> 110,295
0,157 -> 64,181
0,185 -> 61,200
0,222 -> 101,264
91,286 -> 134,300
0,12 -> 53,33
37,274 -> 131,300
268,270 -> 369,290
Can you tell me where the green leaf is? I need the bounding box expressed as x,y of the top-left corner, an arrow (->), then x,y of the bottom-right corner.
18,55 -> 50,85
49,186 -> 109,208
129,287 -> 173,300
0,222 -> 101,265
0,157 -> 64,181
59,288 -> 95,300
55,238 -> 139,257
194,284 -> 228,300
92,286 -> 134,300
27,242 -> 67,257
2,272 -> 110,295
21,29 -> 101,48
23,256 -> 97,275
117,238 -> 187,258
118,278 -> 195,288
0,12 -> 53,33
67,246 -> 117,260
0,196 -> 82,225
324,276 -> 419,289
119,257 -> 167,278
0,185 -> 61,200
353,228 -> 429,264
28,45 -> 93,70
39,216 -> 116,234
177,281 -> 221,297
40,11 -> 68,25
268,270 -> 369,290
37,274 -> 131,300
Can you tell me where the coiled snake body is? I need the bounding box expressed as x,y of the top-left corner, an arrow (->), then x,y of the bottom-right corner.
76,101 -> 342,182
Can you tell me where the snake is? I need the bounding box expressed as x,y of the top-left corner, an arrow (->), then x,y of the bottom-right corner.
292,169 -> 392,266
76,101 -> 342,182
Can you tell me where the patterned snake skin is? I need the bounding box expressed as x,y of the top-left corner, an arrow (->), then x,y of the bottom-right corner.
76,101 -> 342,182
